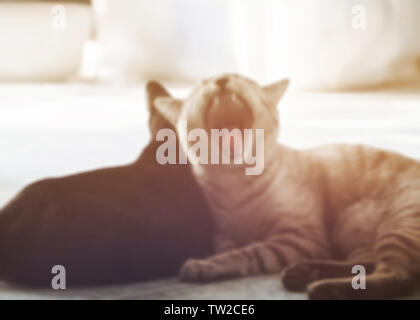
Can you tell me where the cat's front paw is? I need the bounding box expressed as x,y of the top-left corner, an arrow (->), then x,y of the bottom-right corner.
282,262 -> 321,291
307,281 -> 350,300
179,259 -> 225,283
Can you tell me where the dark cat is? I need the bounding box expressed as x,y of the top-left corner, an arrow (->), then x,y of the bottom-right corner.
0,82 -> 213,286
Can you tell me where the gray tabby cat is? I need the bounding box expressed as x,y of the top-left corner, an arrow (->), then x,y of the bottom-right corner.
153,73 -> 420,299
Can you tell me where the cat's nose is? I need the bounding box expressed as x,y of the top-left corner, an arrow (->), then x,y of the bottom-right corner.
216,77 -> 229,88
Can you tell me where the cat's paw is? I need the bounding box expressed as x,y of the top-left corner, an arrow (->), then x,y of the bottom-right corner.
282,262 -> 321,292
307,281 -> 349,300
179,259 -> 224,283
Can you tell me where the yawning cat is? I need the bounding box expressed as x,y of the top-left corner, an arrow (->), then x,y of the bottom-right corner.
153,73 -> 420,299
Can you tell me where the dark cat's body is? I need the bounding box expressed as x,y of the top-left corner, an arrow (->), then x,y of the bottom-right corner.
0,82 -> 213,286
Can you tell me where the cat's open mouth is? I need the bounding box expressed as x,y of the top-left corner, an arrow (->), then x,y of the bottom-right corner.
204,90 -> 254,158
204,90 -> 254,132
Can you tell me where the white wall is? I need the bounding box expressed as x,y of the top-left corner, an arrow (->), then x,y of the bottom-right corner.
92,0 -> 420,89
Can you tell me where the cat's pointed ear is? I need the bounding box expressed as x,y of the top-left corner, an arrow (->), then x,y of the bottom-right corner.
263,79 -> 290,107
146,80 -> 171,111
154,96 -> 183,126
145,80 -> 177,134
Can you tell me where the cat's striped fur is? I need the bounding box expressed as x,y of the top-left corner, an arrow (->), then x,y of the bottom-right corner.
153,74 -> 420,299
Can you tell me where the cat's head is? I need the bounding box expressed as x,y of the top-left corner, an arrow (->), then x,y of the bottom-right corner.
151,74 -> 289,171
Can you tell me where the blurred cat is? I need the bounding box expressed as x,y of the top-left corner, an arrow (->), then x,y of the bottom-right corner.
154,73 -> 420,299
0,82 -> 213,286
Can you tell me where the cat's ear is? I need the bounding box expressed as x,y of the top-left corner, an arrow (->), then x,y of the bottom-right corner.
145,81 -> 177,134
154,96 -> 183,126
146,80 -> 171,112
263,79 -> 290,107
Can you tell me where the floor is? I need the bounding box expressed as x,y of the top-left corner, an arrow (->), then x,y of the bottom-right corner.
0,83 -> 420,299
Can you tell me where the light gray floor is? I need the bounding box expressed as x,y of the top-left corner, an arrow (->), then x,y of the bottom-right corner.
0,276 -> 305,300
0,83 -> 420,299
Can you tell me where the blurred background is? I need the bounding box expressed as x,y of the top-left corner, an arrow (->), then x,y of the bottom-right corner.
1,0 -> 420,207
2,0 -> 420,87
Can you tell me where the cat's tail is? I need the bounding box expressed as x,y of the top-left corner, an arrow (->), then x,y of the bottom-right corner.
282,256 -> 415,299
284,203 -> 420,299
309,224 -> 420,299
303,263 -> 414,299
